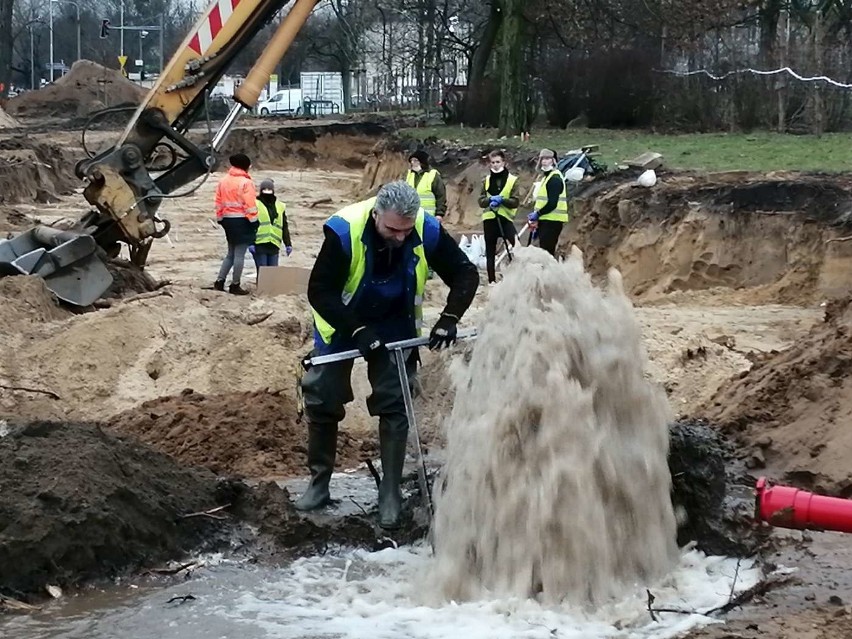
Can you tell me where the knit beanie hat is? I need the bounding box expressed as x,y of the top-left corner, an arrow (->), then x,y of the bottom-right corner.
229,153 -> 251,171
259,178 -> 275,192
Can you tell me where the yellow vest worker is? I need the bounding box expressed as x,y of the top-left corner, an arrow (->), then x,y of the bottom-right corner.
405,149 -> 447,220
295,180 -> 479,530
478,150 -> 521,284
527,148 -> 569,257
252,178 -> 292,269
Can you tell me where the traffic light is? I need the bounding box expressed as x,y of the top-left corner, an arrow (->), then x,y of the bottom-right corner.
99,19 -> 110,39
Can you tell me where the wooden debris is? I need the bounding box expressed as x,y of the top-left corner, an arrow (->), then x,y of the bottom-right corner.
178,503 -> 231,521
309,197 -> 333,208
0,384 -> 61,400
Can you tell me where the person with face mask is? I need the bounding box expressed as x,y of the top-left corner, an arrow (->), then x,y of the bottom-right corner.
477,149 -> 521,284
251,178 -> 292,269
405,150 -> 447,222
296,181 -> 478,529
527,148 -> 569,257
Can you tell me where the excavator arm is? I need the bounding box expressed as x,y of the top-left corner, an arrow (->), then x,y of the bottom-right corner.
0,0 -> 319,305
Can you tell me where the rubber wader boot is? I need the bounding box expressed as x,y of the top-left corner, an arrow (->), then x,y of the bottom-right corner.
294,423 -> 338,511
378,430 -> 407,529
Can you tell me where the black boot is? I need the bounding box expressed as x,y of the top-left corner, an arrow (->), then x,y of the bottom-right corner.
378,427 -> 408,529
213,279 -> 225,291
294,422 -> 338,511
229,283 -> 250,296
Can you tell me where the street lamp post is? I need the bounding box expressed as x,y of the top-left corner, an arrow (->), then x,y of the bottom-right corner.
120,0 -> 125,58
139,30 -> 148,73
48,0 -> 54,82
30,24 -> 35,89
50,0 -> 81,63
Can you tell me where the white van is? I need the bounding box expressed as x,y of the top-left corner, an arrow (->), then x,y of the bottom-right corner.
258,89 -> 302,116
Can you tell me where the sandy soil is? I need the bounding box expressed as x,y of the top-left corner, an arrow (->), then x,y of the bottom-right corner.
2,122 -> 851,631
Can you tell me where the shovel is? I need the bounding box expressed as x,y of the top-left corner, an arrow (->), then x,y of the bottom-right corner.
302,327 -> 478,520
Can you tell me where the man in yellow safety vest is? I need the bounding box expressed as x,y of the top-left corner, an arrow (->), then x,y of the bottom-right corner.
294,181 -> 478,529
478,149 -> 521,284
405,150 -> 447,222
527,148 -> 569,256
251,178 -> 292,268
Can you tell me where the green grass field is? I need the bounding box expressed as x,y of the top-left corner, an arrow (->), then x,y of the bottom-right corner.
400,125 -> 852,173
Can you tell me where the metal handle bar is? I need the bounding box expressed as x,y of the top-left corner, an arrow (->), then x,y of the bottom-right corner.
302,327 -> 478,369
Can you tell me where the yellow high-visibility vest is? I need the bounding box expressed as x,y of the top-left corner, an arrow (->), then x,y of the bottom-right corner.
406,169 -> 438,215
255,200 -> 286,248
535,170 -> 569,222
482,173 -> 518,221
311,198 -> 430,347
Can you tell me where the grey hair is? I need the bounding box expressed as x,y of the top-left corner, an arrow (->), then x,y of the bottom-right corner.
374,180 -> 421,219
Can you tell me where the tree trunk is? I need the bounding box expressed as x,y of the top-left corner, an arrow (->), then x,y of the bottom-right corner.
423,0 -> 437,111
0,0 -> 14,98
464,0 -> 501,125
497,0 -> 525,136
777,8 -> 789,132
341,66 -> 352,113
812,10 -> 824,136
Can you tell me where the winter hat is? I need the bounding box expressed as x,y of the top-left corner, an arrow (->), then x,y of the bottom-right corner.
229,153 -> 251,171
536,148 -> 558,170
408,149 -> 430,168
259,178 -> 275,192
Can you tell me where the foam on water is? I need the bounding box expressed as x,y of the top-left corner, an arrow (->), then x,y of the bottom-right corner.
431,247 -> 679,605
228,544 -> 760,639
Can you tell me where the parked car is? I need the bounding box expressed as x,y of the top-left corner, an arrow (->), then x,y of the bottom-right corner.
258,89 -> 302,116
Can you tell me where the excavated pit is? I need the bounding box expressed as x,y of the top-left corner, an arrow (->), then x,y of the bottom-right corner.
700,295 -> 852,497
2,125 -> 851,632
0,138 -> 80,209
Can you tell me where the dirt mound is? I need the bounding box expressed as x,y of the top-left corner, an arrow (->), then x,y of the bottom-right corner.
568,172 -> 852,305
0,420 -> 233,597
0,137 -> 81,204
102,259 -> 163,299
0,276 -> 71,325
6,60 -> 146,118
222,122 -> 390,171
108,388 -> 376,479
0,293 -> 315,424
0,419 -> 393,601
0,105 -> 18,128
700,297 -> 852,496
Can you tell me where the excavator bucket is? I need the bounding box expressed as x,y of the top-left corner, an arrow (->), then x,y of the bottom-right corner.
0,226 -> 113,306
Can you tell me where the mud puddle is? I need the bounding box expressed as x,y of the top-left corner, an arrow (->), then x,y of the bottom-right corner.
2,545 -> 763,639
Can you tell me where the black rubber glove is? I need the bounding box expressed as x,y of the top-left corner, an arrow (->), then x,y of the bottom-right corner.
429,314 -> 459,350
353,327 -> 386,362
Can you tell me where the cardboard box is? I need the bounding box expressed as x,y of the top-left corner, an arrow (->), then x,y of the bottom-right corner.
256,266 -> 312,297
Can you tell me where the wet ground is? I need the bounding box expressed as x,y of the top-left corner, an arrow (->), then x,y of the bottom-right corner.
2,122 -> 852,636
2,542 -> 763,639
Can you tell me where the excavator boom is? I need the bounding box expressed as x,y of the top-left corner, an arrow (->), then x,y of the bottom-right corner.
0,0 -> 319,305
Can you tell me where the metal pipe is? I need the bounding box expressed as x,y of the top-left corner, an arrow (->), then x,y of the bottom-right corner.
211,103 -> 246,151
303,327 -> 478,368
395,348 -> 433,517
233,0 -> 320,108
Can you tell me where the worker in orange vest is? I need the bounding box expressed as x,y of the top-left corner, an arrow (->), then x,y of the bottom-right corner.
213,153 -> 258,295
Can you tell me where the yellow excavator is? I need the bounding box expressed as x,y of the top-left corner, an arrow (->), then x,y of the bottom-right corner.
0,0 -> 319,305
